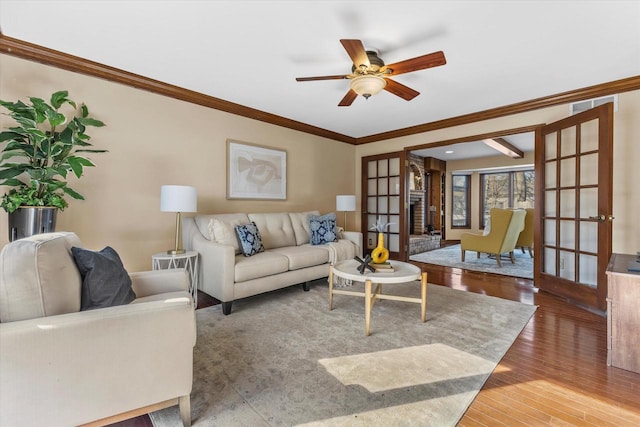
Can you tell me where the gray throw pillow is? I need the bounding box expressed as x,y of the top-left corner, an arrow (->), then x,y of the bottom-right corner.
71,246 -> 136,311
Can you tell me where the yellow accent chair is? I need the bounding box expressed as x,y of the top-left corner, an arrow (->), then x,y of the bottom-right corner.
460,208 -> 526,267
515,208 -> 534,257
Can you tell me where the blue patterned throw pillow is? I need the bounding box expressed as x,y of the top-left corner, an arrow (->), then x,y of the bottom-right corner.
309,213 -> 338,245
235,222 -> 265,256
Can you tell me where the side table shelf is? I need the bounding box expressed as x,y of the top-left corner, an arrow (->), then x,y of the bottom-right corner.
152,251 -> 199,306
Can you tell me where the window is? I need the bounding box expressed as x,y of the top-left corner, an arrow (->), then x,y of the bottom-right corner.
481,170 -> 534,227
451,174 -> 470,228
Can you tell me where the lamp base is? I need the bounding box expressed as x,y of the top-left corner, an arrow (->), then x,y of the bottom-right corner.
166,249 -> 186,255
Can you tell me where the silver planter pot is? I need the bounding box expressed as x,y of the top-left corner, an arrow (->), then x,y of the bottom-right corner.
8,206 -> 58,241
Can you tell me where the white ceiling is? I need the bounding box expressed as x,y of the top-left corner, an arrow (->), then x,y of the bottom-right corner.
0,1 -> 638,141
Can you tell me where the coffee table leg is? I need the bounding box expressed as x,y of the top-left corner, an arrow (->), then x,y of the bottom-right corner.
365,279 -> 372,336
421,272 -> 428,322
329,267 -> 334,310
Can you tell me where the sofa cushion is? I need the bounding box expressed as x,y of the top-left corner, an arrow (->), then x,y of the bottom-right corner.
0,232 -> 83,323
235,222 -> 265,256
289,210 -> 320,246
234,251 -> 289,282
71,246 -> 136,311
270,245 -> 330,270
309,213 -> 338,245
248,212 -> 296,249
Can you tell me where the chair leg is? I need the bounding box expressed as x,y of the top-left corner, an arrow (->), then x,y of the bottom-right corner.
477,252 -> 480,258
510,252 -> 515,263
495,255 -> 502,267
461,249 -> 465,262
179,395 -> 191,427
528,247 -> 533,257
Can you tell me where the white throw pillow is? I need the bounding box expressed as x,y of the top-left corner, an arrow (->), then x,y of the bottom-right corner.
208,218 -> 244,254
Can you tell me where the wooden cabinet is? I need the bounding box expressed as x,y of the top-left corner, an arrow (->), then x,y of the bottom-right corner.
606,254 -> 640,374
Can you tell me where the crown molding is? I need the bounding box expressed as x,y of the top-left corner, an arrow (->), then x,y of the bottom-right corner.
2,33 -> 639,146
0,33 -> 356,145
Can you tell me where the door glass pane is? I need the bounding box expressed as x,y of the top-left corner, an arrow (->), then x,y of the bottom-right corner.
544,248 -> 556,275
559,220 -> 575,249
579,187 -> 598,219
389,215 -> 400,233
545,161 -> 556,188
579,254 -> 598,287
367,215 -> 377,231
377,159 -> 388,177
389,176 -> 400,195
559,189 -> 575,218
388,234 -> 400,252
561,127 -> 577,156
367,197 -> 377,214
545,132 -> 557,160
378,197 -> 388,214
389,196 -> 400,214
580,221 -> 598,253
545,190 -> 556,217
581,120 -> 598,152
368,161 -> 377,178
389,158 -> 400,175
579,153 -> 598,186
560,158 -> 576,187
559,250 -> 575,281
544,219 -> 556,246
378,178 -> 388,195
368,179 -> 377,196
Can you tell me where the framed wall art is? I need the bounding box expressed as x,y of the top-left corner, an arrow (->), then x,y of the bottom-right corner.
227,140 -> 287,200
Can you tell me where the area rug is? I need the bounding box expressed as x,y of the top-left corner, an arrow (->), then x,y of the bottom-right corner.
150,279 -> 536,426
410,243 -> 533,279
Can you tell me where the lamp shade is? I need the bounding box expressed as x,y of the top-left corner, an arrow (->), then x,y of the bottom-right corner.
349,75 -> 387,98
336,195 -> 356,211
160,185 -> 197,213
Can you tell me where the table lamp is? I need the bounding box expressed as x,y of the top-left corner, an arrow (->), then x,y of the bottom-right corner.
161,185 -> 197,255
336,195 -> 356,230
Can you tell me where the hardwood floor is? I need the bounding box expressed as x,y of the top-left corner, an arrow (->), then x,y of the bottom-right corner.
114,264 -> 640,426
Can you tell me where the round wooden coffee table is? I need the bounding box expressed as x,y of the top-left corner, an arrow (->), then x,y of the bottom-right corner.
329,259 -> 428,336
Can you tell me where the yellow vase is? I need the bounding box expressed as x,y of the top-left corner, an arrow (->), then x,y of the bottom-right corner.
371,232 -> 390,264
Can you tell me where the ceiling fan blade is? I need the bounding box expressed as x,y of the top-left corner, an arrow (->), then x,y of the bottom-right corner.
381,51 -> 446,76
338,89 -> 358,107
296,75 -> 348,82
383,78 -> 420,101
340,39 -> 370,69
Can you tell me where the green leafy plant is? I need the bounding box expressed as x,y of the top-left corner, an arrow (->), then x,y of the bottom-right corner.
0,90 -> 106,213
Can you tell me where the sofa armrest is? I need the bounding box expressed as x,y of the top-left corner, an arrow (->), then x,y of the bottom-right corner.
341,231 -> 363,258
130,269 -> 190,298
0,295 -> 195,427
192,238 -> 236,303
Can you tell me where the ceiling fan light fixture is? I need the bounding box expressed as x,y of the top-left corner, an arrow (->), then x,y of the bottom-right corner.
350,75 -> 387,99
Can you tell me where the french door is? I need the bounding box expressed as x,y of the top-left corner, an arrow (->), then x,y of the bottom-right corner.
361,152 -> 407,260
534,103 -> 613,311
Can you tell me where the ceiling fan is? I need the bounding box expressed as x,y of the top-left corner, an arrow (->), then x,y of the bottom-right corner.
296,39 -> 446,106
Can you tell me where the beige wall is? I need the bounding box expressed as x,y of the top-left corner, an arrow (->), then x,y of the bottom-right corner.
356,91 -> 640,254
0,55 -> 356,271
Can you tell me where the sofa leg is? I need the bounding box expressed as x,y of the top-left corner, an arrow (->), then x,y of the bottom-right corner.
222,301 -> 233,315
179,395 -> 191,427
461,250 -> 465,262
302,281 -> 311,292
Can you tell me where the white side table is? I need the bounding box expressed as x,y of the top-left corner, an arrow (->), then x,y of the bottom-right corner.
152,251 -> 199,306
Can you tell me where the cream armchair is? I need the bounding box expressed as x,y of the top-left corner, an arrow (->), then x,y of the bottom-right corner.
515,208 -> 534,257
0,232 -> 195,427
460,208 -> 526,267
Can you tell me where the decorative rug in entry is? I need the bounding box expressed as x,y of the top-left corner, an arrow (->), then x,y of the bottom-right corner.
150,279 -> 537,426
410,243 -> 533,279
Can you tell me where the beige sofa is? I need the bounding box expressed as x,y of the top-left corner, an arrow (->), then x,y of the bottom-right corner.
0,232 -> 195,427
183,211 -> 362,314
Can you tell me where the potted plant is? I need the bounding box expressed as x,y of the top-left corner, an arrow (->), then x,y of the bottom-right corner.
0,90 -> 106,240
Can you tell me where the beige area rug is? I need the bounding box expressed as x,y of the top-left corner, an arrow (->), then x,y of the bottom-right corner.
150,279 -> 537,426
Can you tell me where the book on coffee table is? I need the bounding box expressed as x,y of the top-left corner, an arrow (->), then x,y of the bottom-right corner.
369,262 -> 395,272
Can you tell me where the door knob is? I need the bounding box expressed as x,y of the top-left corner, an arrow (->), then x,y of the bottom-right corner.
589,214 -> 606,222
608,214 -> 615,221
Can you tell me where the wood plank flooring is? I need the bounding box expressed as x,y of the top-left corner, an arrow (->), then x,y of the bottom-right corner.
113,262 -> 640,426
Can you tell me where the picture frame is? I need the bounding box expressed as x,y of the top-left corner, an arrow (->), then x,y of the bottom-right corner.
227,140 -> 287,200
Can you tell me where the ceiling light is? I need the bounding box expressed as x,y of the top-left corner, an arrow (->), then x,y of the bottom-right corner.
483,138 -> 524,159
349,75 -> 387,99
